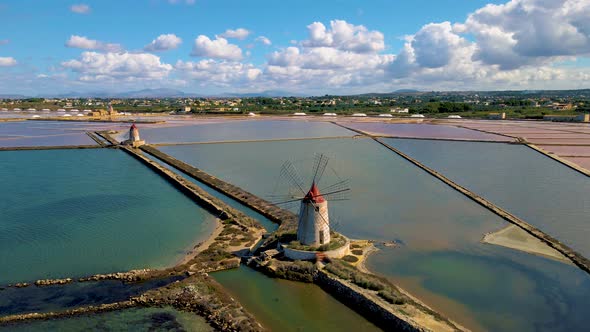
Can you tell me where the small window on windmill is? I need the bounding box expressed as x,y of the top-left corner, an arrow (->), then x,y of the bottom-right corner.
315,206 -> 320,212
319,230 -> 325,244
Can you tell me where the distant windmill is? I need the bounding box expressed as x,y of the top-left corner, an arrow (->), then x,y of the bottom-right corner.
271,153 -> 350,247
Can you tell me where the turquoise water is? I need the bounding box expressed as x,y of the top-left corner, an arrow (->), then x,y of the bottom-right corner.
161,138 -> 590,332
1,306 -> 212,331
145,153 -> 277,232
0,149 -> 216,284
384,138 -> 590,258
136,120 -> 355,144
0,121 -> 133,147
213,266 -> 379,332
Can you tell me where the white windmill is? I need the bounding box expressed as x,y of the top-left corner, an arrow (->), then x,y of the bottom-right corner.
272,154 -> 350,248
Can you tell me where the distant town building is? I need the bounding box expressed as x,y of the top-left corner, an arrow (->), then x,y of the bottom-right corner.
90,103 -> 118,119
544,114 -> 589,123
488,112 -> 506,120
182,106 -> 191,112
390,108 -> 409,113
551,103 -> 575,111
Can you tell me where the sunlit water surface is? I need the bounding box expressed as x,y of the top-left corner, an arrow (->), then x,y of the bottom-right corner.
161,138 -> 590,332
384,138 -> 590,258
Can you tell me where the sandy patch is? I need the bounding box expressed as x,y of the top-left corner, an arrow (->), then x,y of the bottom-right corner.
177,219 -> 224,266
482,225 -> 571,264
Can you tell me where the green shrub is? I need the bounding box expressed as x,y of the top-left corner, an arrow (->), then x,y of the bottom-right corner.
342,255 -> 359,263
351,249 -> 363,255
378,290 -> 405,305
351,274 -> 385,291
229,240 -> 243,246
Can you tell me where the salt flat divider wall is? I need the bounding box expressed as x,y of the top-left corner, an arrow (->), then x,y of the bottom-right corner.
331,122 -> 590,275
375,138 -> 590,275
120,145 -> 261,230
525,143 -> 590,177
0,301 -> 137,325
139,145 -> 298,230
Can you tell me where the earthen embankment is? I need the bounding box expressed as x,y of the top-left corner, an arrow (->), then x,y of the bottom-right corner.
139,145 -> 298,230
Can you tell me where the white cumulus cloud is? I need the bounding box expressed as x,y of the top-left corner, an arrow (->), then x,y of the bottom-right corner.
0,57 -> 17,67
62,52 -> 172,81
65,35 -> 123,52
191,35 -> 243,60
175,60 -> 261,86
70,4 -> 90,14
144,34 -> 182,52
411,22 -> 469,69
220,28 -> 251,40
255,36 -> 272,46
461,0 -> 590,69
302,20 -> 385,53
263,20 -> 392,90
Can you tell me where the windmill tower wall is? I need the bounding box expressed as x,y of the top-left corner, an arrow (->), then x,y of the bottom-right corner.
125,124 -> 145,148
297,200 -> 330,246
129,125 -> 140,141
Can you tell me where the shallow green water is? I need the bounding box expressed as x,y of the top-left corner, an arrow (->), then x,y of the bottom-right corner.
0,149 -> 216,284
1,306 -> 212,331
161,138 -> 590,332
213,266 -> 379,332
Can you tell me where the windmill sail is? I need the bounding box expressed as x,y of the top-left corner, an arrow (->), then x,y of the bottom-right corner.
271,153 -> 350,246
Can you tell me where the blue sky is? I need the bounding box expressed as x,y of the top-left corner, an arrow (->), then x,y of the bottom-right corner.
0,0 -> 588,95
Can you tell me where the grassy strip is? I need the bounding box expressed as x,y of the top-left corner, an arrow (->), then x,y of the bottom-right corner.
324,260 -> 406,305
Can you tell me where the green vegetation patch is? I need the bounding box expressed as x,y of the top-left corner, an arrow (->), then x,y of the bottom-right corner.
325,260 -> 406,305
342,255 -> 359,263
269,260 -> 316,283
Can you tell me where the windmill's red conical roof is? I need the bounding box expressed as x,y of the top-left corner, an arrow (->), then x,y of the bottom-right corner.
303,182 -> 325,203
130,124 -> 137,130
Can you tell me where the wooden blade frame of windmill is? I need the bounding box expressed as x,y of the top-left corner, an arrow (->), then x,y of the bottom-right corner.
269,153 -> 352,261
